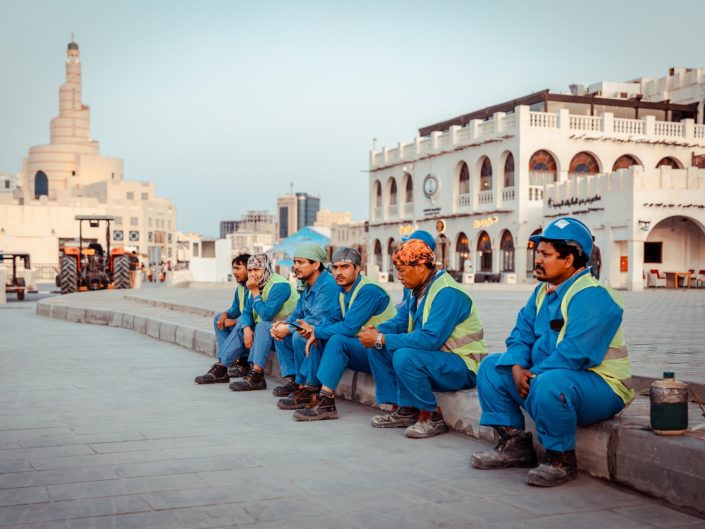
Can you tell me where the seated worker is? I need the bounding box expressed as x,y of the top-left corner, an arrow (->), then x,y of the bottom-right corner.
269,244 -> 337,409
229,254 -> 299,391
470,217 -> 633,487
396,230 -> 436,310
360,237 -> 486,439
194,254 -> 251,384
291,247 -> 396,421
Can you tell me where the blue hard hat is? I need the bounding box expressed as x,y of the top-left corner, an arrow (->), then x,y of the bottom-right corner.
529,217 -> 592,258
401,229 -> 436,251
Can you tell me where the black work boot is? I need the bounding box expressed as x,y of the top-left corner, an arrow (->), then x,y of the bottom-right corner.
470,427 -> 538,469
227,358 -> 251,378
371,406 -> 420,428
194,363 -> 229,384
272,376 -> 298,397
277,386 -> 318,410
293,392 -> 338,421
229,369 -> 267,391
527,449 -> 578,487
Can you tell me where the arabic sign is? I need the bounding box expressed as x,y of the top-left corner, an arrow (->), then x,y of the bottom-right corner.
547,195 -> 601,208
472,215 -> 499,229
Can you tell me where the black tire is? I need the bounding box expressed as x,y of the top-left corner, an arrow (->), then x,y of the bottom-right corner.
113,254 -> 131,289
17,289 -> 25,301
59,255 -> 78,294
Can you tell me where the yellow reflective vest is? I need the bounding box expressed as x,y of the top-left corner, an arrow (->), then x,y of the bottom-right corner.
254,273 -> 299,323
339,275 -> 396,333
535,273 -> 634,404
407,272 -> 487,373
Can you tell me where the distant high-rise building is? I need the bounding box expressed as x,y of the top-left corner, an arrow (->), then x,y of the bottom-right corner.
314,209 -> 352,228
276,192 -> 320,239
220,210 -> 275,238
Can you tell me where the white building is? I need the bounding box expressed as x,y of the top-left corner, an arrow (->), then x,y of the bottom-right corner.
0,172 -> 20,193
0,41 -> 177,278
329,220 -> 368,267
314,209 -> 352,228
368,69 -> 705,290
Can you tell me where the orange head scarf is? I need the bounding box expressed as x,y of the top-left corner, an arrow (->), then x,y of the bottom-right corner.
393,239 -> 436,268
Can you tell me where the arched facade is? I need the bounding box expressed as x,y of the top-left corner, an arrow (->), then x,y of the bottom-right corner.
387,177 -> 397,206
479,157 -> 493,191
503,153 -> 515,188
386,238 -> 396,277
373,239 -> 382,270
500,230 -> 515,272
612,154 -> 641,171
458,161 -> 470,195
528,150 -> 558,183
403,173 -> 413,203
569,152 -> 600,177
656,156 -> 683,169
477,231 -> 492,272
373,180 -> 382,207
34,171 -> 48,198
456,232 -> 470,272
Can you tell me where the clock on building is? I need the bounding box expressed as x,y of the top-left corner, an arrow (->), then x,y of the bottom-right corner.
423,174 -> 439,198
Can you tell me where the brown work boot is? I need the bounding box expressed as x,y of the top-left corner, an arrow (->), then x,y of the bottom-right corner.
527,449 -> 578,487
470,427 -> 538,470
194,363 -> 229,384
227,358 -> 251,378
405,410 -> 449,439
371,406 -> 419,428
229,369 -> 266,391
272,376 -> 298,397
292,392 -> 338,421
276,386 -> 318,410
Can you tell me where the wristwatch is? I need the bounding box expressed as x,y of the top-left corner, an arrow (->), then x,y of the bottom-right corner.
375,332 -> 384,350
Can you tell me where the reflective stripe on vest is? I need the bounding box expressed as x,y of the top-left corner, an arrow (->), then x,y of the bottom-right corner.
254,273 -> 299,323
339,275 -> 396,333
407,271 -> 487,373
236,284 -> 247,314
535,274 -> 634,404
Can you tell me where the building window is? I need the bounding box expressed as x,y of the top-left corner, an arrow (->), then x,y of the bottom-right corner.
374,181 -> 382,208
644,242 -> 663,263
387,238 -> 396,276
115,216 -> 123,226
458,162 -> 470,195
456,232 -> 470,271
529,150 -> 558,184
373,239 -> 382,270
404,173 -> 413,203
480,158 -> 492,191
34,170 -> 48,198
388,178 -> 397,206
126,192 -> 134,200
71,170 -> 76,176
656,157 -> 682,169
503,153 -> 515,188
192,242 -> 200,257
500,230 -> 515,272
477,231 -> 492,272
141,192 -> 149,200
612,155 -> 640,171
569,152 -> 600,177
279,206 -> 289,239
4,180 -> 9,189
130,217 -> 138,226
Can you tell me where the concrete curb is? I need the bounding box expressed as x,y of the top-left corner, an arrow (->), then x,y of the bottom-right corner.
36,296 -> 705,516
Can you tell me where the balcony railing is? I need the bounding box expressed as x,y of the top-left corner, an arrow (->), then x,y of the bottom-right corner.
613,118 -> 644,135
387,204 -> 399,218
502,187 -> 515,201
529,112 -> 558,128
478,190 -> 494,205
373,206 -> 382,220
402,202 -> 414,217
569,115 -> 602,131
457,193 -> 472,208
528,186 -> 544,201
529,171 -> 557,186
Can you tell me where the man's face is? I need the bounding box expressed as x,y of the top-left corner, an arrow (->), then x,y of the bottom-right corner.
233,262 -> 248,283
248,267 -> 263,283
293,258 -> 319,281
395,263 -> 429,289
534,241 -> 573,284
332,261 -> 359,288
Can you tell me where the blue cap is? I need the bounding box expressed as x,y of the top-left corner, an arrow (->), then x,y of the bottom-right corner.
401,229 -> 436,251
529,217 -> 592,258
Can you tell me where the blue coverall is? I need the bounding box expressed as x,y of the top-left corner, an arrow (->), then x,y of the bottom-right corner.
310,275 -> 392,390
477,269 -> 625,451
369,271 -> 477,411
239,282 -> 292,369
213,285 -> 250,366
274,270 -> 337,383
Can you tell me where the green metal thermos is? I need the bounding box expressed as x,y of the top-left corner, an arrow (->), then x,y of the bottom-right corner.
650,372 -> 689,435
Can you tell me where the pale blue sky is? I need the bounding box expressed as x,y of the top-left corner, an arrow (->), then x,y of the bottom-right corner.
1,0 -> 704,236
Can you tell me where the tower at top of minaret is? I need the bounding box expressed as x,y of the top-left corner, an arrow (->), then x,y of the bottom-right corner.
49,38 -> 91,145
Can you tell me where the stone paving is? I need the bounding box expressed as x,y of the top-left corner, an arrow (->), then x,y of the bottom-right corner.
1,302 -> 704,528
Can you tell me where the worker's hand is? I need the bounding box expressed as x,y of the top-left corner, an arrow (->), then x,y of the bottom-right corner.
223,318 -> 237,329
359,325 -> 379,348
243,327 -> 254,349
217,312 -> 228,330
295,320 -> 313,338
270,322 -> 290,341
512,365 -> 535,398
305,333 -> 318,357
246,276 -> 260,296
